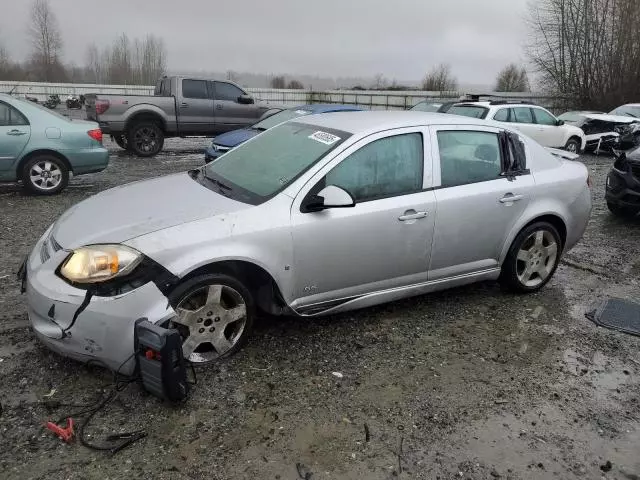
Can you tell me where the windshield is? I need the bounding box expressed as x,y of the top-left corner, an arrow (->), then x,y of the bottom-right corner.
252,108 -> 313,130
447,105 -> 489,119
411,102 -> 442,112
203,122 -> 350,204
610,106 -> 640,118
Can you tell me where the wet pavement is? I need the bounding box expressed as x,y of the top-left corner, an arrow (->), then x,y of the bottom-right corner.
0,141 -> 639,480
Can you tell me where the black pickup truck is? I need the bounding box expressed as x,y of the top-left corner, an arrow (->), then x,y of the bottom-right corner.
85,76 -> 272,157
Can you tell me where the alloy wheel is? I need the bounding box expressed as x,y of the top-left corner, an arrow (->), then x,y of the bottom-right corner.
172,284 -> 248,363
516,230 -> 558,288
30,161 -> 62,191
133,127 -> 158,154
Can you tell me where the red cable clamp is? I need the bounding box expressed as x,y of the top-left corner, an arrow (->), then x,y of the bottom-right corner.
45,418 -> 74,443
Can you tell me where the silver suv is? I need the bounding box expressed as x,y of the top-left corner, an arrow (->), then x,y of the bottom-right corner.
24,111 -> 591,372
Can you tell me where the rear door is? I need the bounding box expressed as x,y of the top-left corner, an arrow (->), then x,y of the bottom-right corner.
429,125 -> 534,279
212,81 -> 259,131
510,107 -> 544,144
177,79 -> 214,134
532,107 -> 565,148
0,101 -> 31,177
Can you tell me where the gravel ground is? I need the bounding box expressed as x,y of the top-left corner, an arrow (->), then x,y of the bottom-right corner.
1,137 -> 639,480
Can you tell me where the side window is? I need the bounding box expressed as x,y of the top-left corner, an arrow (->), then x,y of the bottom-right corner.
325,133 -> 423,203
182,79 -> 209,99
512,107 -> 534,124
493,109 -> 509,122
437,130 -> 502,187
214,82 -> 245,102
0,102 -> 28,126
532,108 -> 557,126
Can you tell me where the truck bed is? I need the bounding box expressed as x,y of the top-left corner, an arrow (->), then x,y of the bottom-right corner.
85,93 -> 177,135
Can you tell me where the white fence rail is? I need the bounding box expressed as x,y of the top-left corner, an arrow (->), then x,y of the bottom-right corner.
0,81 -> 571,111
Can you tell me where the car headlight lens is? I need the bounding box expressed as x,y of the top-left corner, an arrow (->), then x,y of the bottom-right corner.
60,245 -> 142,284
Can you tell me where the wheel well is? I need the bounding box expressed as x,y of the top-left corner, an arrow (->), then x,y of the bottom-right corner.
181,260 -> 287,315
522,214 -> 567,247
568,135 -> 582,144
17,149 -> 72,176
125,113 -> 166,133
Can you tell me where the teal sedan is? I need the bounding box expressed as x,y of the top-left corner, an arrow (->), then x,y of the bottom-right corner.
0,93 -> 109,195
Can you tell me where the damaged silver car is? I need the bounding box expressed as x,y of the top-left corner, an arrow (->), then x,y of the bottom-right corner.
23,111 -> 592,373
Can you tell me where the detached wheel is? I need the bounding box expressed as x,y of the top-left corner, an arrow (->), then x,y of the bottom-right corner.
21,155 -> 69,195
168,274 -> 255,364
112,134 -> 129,150
564,138 -> 581,154
127,122 -> 164,157
607,201 -> 638,218
500,222 -> 562,293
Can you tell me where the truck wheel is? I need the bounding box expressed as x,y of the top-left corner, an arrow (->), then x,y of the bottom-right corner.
127,122 -> 164,157
21,155 -> 69,195
112,134 -> 129,150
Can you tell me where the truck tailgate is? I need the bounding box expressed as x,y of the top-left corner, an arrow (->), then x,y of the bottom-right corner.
85,94 -> 98,122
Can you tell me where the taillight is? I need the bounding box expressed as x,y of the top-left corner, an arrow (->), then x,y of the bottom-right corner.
87,129 -> 103,143
587,174 -> 592,188
95,99 -> 110,115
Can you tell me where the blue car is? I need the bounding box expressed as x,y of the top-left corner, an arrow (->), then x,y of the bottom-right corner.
0,93 -> 108,195
204,104 -> 362,162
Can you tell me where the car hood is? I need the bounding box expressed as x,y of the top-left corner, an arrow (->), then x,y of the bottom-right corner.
52,172 -> 248,249
212,128 -> 260,148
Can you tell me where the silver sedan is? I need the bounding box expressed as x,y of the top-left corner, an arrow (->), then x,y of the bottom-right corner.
24,111 -> 592,373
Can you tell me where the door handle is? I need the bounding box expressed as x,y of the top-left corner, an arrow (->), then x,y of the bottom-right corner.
398,211 -> 428,221
180,102 -> 188,108
216,104 -> 223,110
7,130 -> 27,136
500,193 -> 524,203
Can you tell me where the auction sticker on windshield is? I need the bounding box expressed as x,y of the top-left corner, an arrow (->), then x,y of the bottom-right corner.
309,131 -> 341,145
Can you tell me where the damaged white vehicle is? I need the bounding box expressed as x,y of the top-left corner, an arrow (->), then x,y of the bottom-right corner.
23,111 -> 592,373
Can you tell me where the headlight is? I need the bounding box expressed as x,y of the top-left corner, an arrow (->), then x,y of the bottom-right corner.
60,244 -> 142,284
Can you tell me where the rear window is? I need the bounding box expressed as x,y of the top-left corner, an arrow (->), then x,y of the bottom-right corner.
448,105 -> 489,119
411,102 -> 442,112
182,79 -> 209,99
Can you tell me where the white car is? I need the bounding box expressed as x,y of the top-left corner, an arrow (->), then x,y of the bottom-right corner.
448,102 -> 587,153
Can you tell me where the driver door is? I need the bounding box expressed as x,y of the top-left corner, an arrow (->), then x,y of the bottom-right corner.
290,127 -> 436,310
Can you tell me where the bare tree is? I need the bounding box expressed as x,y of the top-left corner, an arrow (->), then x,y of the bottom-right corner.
527,0 -> 640,109
287,79 -> 304,89
85,43 -> 103,83
270,75 -> 286,88
107,33 -> 132,84
495,64 -> 530,92
27,0 -> 63,81
422,64 -> 458,92
372,73 -> 388,90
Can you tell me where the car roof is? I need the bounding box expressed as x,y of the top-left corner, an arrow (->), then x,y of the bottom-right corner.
294,110 -> 505,135
291,104 -> 362,113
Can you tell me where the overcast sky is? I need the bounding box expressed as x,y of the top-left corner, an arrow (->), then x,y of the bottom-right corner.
0,0 -> 530,85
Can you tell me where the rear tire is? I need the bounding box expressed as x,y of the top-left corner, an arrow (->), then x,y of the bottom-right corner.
499,222 -> 562,293
564,138 -> 581,154
21,155 -> 69,195
607,201 -> 639,218
127,122 -> 164,157
112,134 -> 129,150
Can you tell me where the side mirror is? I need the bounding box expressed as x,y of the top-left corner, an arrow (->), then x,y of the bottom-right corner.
556,119 -> 565,126
238,95 -> 254,105
303,185 -> 355,212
